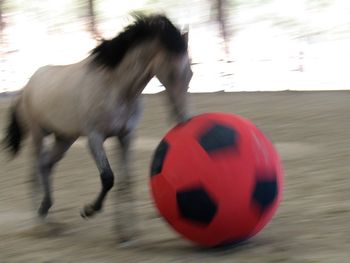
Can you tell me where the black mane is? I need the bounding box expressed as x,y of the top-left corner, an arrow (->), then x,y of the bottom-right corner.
91,14 -> 187,69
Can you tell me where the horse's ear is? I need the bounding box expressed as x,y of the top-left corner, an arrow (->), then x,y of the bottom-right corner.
181,25 -> 189,44
182,31 -> 189,44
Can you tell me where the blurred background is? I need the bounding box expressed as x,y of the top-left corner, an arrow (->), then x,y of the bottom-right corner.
1,2 -> 350,262
1,0 -> 350,93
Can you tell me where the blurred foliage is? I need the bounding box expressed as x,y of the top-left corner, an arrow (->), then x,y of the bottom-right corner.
1,0 -> 350,41
2,0 -> 87,32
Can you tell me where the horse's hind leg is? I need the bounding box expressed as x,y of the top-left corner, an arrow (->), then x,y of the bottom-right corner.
35,135 -> 75,218
29,129 -> 45,214
81,133 -> 114,218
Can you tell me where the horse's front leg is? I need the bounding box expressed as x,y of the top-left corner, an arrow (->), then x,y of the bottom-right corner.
81,133 -> 114,218
114,132 -> 138,243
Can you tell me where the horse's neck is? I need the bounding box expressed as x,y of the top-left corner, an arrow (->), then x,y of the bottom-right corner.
107,41 -> 160,101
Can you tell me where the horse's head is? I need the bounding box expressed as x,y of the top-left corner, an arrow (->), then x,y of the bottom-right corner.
154,32 -> 193,123
91,14 -> 193,123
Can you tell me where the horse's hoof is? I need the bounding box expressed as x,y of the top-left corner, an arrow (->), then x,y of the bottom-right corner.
38,210 -> 48,219
80,204 -> 96,219
118,234 -> 132,244
38,200 -> 52,218
116,227 -> 140,246
38,207 -> 49,219
118,237 -> 140,248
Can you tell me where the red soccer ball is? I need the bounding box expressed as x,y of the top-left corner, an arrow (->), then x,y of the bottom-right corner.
150,112 -> 283,247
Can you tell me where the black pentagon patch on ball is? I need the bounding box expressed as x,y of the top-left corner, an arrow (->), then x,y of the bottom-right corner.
150,140 -> 169,176
199,123 -> 238,154
253,179 -> 278,214
176,186 -> 217,225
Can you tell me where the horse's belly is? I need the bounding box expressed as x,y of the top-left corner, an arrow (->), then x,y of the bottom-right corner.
27,88 -> 81,137
41,111 -> 81,137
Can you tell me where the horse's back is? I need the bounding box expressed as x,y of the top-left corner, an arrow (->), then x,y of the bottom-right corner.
21,61 -> 89,137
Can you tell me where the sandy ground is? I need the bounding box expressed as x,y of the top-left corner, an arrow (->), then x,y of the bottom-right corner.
0,91 -> 349,262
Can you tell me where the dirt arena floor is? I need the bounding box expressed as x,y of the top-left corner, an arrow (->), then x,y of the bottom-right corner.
0,91 -> 349,262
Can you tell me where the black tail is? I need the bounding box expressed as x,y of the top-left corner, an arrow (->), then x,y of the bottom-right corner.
2,108 -> 24,156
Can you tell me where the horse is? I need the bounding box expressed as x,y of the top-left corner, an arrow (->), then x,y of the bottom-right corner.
2,14 -> 193,242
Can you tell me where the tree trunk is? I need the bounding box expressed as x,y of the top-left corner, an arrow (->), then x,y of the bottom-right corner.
215,0 -> 230,58
87,0 -> 99,39
0,0 -> 4,45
